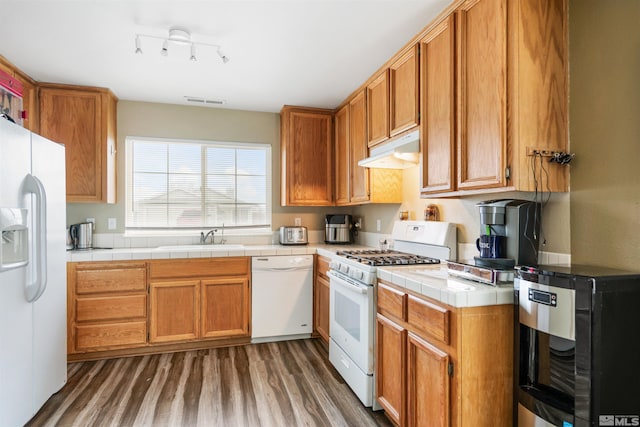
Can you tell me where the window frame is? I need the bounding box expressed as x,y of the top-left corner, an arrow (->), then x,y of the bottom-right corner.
124,136 -> 272,233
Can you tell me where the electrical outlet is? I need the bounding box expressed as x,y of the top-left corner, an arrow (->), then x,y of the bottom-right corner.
86,217 -> 95,224
376,219 -> 381,232
108,218 -> 117,230
294,217 -> 302,226
526,147 -> 555,157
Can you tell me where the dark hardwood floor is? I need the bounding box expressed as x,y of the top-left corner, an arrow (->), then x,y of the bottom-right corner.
27,339 -> 392,427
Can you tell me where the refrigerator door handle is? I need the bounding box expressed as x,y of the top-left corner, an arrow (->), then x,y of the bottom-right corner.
22,174 -> 48,302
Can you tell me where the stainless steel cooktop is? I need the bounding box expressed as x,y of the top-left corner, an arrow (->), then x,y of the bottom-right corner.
336,249 -> 440,267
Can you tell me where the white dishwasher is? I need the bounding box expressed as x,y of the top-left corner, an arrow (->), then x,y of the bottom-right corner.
251,255 -> 314,343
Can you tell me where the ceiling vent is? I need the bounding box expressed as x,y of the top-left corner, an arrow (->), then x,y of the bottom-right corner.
184,96 -> 227,105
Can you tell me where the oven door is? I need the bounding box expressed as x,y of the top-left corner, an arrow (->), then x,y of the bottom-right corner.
328,270 -> 374,374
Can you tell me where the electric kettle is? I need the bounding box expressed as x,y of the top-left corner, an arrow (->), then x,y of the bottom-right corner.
69,222 -> 93,250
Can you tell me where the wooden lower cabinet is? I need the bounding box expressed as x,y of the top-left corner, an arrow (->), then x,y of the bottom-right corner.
68,261 -> 148,355
313,255 -> 331,344
68,257 -> 251,360
201,278 -> 250,338
406,332 -> 450,427
148,257 -> 251,345
376,314 -> 407,426
149,280 -> 200,343
375,281 -> 513,427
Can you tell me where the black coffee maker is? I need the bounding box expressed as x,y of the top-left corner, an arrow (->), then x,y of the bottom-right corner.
475,199 -> 540,269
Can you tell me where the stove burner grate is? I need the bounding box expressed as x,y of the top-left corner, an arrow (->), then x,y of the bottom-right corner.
336,250 -> 440,267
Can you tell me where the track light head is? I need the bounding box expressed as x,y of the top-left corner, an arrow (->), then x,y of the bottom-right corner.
190,44 -> 197,61
135,35 -> 142,54
217,49 -> 230,63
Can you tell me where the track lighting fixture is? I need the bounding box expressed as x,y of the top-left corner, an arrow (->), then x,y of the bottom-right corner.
135,27 -> 229,63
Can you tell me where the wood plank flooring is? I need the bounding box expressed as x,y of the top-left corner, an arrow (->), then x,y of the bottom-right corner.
26,339 -> 392,427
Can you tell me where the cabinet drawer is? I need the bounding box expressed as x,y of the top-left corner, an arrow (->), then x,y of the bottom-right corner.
149,257 -> 249,280
316,256 -> 331,279
76,294 -> 146,322
76,264 -> 146,294
407,294 -> 450,344
75,321 -> 147,350
378,283 -> 407,321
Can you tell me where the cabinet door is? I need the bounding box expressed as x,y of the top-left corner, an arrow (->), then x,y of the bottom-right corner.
367,70 -> 390,147
334,104 -> 350,205
421,16 -> 456,194
314,274 -> 331,344
39,86 -> 116,203
456,0 -> 507,190
376,314 -> 407,427
406,332 -> 450,427
390,45 -> 420,136
149,280 -> 200,343
201,278 -> 250,339
349,90 -> 370,204
281,106 -> 333,206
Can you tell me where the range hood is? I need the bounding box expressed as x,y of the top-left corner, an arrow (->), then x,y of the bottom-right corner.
358,129 -> 420,169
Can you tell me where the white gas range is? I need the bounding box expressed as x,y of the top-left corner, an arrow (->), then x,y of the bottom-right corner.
327,221 -> 457,408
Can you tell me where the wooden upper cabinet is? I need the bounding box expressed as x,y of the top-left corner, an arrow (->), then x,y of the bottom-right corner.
456,0 -> 507,191
420,16 -> 456,194
349,90 -> 370,204
367,70 -> 390,147
335,89 -> 372,206
39,84 -> 117,203
334,104 -> 350,205
280,105 -> 333,206
508,0 -> 568,191
390,45 -> 420,137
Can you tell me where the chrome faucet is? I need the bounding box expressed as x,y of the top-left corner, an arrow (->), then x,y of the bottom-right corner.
200,229 -> 217,244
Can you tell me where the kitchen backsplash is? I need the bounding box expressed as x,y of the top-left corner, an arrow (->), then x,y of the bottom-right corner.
91,230 -> 570,266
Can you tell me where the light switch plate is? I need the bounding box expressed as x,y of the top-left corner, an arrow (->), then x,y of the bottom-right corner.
108,218 -> 117,230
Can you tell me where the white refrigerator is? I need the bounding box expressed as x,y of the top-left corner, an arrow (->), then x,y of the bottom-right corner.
0,118 -> 67,426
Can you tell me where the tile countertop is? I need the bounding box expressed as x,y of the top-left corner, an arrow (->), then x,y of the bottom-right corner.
66,243 -> 367,262
376,263 -> 514,308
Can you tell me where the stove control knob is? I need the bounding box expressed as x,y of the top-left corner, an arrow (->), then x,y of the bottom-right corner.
341,265 -> 350,274
355,271 -> 364,281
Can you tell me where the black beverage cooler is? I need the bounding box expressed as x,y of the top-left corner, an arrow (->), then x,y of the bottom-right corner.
515,264 -> 640,427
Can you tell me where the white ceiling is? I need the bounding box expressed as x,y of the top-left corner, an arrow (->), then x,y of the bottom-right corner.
0,0 -> 450,113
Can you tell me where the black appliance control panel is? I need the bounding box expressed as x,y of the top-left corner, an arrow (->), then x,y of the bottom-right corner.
528,288 -> 557,307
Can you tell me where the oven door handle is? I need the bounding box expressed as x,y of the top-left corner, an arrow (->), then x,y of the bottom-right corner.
328,271 -> 368,295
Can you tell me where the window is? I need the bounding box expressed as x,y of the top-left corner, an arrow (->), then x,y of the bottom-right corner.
125,137 -> 271,231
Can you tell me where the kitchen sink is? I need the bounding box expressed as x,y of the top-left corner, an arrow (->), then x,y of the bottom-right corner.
154,244 -> 245,251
